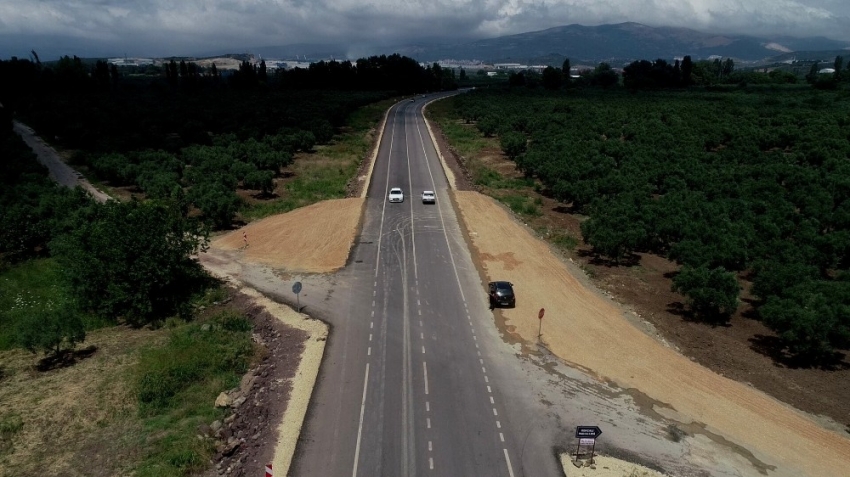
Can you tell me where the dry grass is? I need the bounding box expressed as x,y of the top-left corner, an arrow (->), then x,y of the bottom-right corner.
0,326 -> 167,477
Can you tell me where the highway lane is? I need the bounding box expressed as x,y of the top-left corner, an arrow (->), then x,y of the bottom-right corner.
293,96 -> 548,476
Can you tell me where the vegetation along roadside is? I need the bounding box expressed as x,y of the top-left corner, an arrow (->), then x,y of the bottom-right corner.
427,77 -> 850,430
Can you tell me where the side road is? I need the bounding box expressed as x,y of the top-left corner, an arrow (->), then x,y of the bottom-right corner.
13,121 -> 111,203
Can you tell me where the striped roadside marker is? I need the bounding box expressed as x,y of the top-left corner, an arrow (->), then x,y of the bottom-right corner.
265,464 -> 273,477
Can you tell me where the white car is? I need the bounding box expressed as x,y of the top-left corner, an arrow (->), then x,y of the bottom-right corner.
422,191 -> 436,204
388,187 -> 404,203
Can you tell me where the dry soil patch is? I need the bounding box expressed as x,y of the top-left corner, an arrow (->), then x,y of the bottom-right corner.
211,198 -> 363,273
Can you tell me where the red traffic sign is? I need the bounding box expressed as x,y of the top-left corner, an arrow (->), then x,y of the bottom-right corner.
575,426 -> 602,439
538,308 -> 545,319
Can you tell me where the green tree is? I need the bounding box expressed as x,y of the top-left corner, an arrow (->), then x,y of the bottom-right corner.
541,66 -> 562,90
589,63 -> 619,87
681,56 -> 693,86
721,58 -> 735,78
580,193 -> 653,263
672,265 -> 740,320
244,169 -> 275,195
51,199 -> 210,324
259,60 -> 268,83
760,288 -> 845,363
500,131 -> 527,160
834,56 -> 843,81
561,58 -> 572,85
806,61 -> 820,84
190,181 -> 241,229
16,300 -> 85,357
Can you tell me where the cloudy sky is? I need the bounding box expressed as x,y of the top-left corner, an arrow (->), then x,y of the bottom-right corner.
1,0 -> 849,59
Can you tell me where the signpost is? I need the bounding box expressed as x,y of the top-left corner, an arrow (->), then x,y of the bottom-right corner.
575,426 -> 602,438
537,308 -> 545,338
574,426 -> 602,464
292,281 -> 302,311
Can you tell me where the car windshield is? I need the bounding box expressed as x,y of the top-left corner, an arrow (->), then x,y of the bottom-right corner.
495,283 -> 512,293
390,189 -> 401,194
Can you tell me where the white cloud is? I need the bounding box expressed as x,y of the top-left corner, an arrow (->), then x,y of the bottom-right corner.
0,0 -> 848,57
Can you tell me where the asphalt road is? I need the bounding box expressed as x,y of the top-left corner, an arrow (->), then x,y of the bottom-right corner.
292,96 -> 549,477
13,121 -> 111,203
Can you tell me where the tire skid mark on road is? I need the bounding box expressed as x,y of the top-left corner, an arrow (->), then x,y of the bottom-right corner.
353,102 -> 401,477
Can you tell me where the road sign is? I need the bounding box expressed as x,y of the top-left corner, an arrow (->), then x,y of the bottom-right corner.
579,438 -> 596,446
292,282 -> 303,311
538,308 -> 545,319
575,426 -> 602,438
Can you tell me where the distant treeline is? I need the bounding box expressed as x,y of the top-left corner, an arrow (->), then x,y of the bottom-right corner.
451,86 -> 850,364
505,55 -> 850,90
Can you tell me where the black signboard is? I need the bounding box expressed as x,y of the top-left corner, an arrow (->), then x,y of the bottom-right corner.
575,426 -> 602,439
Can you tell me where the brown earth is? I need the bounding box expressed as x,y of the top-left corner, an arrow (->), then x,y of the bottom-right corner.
200,291 -> 311,477
212,198 -> 364,273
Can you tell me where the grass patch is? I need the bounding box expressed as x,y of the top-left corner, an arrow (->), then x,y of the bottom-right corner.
133,309 -> 256,476
242,98 -> 396,221
497,193 -> 542,218
551,232 -> 580,252
0,413 -> 23,455
0,259 -> 108,351
470,163 -> 534,189
427,99 -> 490,158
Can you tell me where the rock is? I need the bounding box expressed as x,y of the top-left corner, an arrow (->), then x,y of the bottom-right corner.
232,396 -> 247,408
198,422 -> 212,436
210,420 -> 223,432
225,414 -> 236,424
215,392 -> 233,408
223,438 -> 241,456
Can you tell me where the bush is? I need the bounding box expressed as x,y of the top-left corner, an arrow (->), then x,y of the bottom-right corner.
672,265 -> 740,320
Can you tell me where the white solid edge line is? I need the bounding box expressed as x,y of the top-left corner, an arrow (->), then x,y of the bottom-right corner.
351,363 -> 370,477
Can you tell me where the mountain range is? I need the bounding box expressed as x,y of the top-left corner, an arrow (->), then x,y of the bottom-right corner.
248,22 -> 849,66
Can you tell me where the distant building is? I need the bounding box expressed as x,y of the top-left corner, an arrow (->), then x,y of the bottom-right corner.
819,68 -> 836,74
107,57 -> 154,67
493,63 -> 526,70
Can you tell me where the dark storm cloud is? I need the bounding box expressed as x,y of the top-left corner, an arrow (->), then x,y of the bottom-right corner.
1,0 -> 848,58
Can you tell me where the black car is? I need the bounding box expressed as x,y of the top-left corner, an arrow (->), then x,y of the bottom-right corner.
488,281 -> 515,308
